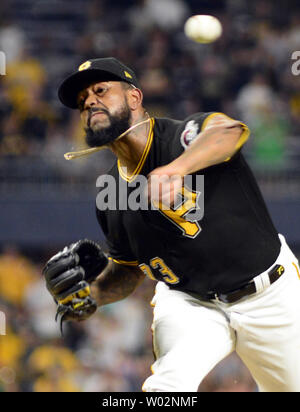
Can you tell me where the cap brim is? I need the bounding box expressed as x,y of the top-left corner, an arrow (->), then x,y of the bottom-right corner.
58,69 -> 127,109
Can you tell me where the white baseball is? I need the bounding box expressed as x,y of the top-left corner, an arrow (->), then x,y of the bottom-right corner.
184,15 -> 222,44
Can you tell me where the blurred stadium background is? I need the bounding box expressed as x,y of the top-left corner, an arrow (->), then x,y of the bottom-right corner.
0,0 -> 299,392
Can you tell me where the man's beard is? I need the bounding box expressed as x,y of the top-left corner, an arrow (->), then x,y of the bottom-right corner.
84,102 -> 131,148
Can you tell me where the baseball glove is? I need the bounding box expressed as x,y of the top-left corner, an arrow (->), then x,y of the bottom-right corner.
43,239 -> 108,329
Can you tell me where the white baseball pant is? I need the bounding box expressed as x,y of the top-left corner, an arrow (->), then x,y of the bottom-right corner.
142,235 -> 300,392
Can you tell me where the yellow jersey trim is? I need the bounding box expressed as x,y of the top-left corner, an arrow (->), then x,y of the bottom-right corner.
293,262 -> 300,280
201,112 -> 250,161
201,111 -> 227,131
117,118 -> 155,183
108,257 -> 139,266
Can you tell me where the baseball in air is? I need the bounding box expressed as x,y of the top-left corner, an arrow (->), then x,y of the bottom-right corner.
184,15 -> 222,44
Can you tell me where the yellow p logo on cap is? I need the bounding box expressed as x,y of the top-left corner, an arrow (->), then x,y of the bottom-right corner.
124,70 -> 133,79
78,61 -> 92,71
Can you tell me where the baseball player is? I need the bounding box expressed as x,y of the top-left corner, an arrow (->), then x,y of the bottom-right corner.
43,58 -> 300,392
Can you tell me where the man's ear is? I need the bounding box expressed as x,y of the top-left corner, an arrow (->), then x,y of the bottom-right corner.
127,87 -> 143,111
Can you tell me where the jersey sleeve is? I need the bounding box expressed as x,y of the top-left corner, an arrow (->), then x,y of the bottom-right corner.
172,111 -> 250,161
96,207 -> 139,267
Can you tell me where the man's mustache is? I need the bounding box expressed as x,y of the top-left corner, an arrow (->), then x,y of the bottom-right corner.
87,107 -> 110,127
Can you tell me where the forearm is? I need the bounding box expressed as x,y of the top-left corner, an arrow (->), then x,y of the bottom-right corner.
90,260 -> 145,306
171,122 -> 243,176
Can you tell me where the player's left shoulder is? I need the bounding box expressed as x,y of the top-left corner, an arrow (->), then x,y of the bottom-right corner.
174,111 -> 251,160
197,111 -> 251,153
153,116 -> 182,141
154,112 -> 208,144
175,112 -> 213,150
202,112 -> 236,129
201,111 -> 249,132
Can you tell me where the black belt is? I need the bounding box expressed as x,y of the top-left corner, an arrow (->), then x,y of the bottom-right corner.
191,264 -> 285,304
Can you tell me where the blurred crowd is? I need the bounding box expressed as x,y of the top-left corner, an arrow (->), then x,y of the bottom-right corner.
0,246 -> 257,392
0,245 -> 156,392
0,0 -> 300,392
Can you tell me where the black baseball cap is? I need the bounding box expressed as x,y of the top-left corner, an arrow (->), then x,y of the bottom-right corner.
58,57 -> 140,109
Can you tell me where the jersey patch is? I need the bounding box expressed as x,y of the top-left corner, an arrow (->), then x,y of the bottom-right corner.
180,120 -> 199,149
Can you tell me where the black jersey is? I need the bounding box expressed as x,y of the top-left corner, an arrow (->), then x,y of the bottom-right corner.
96,113 -> 281,296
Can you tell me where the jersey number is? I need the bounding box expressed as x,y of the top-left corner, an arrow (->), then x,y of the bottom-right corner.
139,257 -> 180,285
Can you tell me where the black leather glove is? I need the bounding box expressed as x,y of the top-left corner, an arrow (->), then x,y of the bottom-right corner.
43,239 -> 108,325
